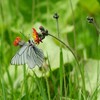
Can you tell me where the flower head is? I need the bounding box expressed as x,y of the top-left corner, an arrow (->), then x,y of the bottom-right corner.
32,28 -> 42,44
13,37 -> 21,46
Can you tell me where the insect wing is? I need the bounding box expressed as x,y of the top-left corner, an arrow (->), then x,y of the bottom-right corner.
27,45 -> 44,68
33,45 -> 44,66
11,43 -> 28,65
11,39 -> 44,68
27,46 -> 36,68
18,43 -> 28,55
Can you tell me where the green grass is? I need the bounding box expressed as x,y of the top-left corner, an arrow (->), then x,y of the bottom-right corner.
0,0 -> 100,99
59,48 -> 63,100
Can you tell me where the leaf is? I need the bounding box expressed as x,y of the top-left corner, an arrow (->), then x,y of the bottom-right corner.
84,59 -> 100,99
40,36 -> 74,69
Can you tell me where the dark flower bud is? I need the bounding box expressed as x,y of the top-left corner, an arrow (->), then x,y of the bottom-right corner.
87,16 -> 94,23
53,13 -> 59,19
39,26 -> 45,31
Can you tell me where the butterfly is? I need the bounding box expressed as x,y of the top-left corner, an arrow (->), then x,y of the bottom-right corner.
11,29 -> 44,69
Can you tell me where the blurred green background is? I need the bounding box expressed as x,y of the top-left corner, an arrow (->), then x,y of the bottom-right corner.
0,0 -> 100,99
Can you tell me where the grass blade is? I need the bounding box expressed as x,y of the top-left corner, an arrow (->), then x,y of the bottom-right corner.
59,48 -> 64,100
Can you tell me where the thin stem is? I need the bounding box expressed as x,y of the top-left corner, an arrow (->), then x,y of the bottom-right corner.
48,33 -> 79,67
92,18 -> 100,99
23,66 -> 29,100
32,0 -> 35,23
87,16 -> 100,99
69,0 -> 76,51
87,16 -> 100,35
20,31 -> 28,40
48,33 -> 86,91
42,67 -> 51,100
56,18 -> 60,38
92,21 -> 100,35
53,13 -> 60,38
59,48 -> 63,100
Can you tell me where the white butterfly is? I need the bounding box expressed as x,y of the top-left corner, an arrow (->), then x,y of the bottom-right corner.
11,40 -> 44,69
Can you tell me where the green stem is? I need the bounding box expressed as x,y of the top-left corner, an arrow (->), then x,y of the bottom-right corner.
48,33 -> 86,95
23,66 -> 29,100
87,16 -> 100,99
42,67 -> 51,100
92,19 -> 100,99
92,21 -> 100,35
69,0 -> 76,51
56,18 -> 60,38
48,33 -> 79,67
59,48 -> 63,100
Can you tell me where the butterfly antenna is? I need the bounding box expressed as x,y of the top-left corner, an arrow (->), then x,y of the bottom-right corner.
20,31 -> 28,40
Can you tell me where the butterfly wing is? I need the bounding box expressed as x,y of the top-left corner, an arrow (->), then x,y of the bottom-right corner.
11,39 -> 44,68
27,45 -> 44,68
27,46 -> 36,68
11,43 -> 29,65
33,45 -> 44,66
